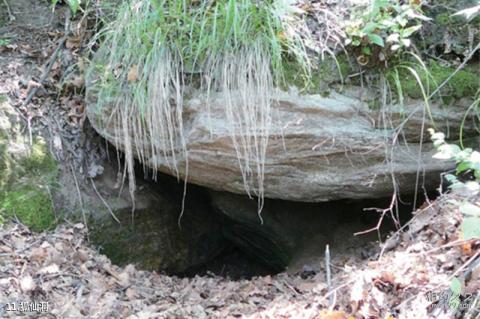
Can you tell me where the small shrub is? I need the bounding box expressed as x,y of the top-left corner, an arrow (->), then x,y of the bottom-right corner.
52,0 -> 81,15
430,129 -> 480,240
344,0 -> 436,112
345,0 -> 428,68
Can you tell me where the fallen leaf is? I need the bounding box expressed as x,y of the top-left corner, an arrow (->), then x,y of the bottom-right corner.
26,80 -> 41,92
127,65 -> 138,83
20,275 -> 36,292
39,263 -> 60,274
318,309 -> 348,319
0,245 -> 13,253
73,249 -> 89,263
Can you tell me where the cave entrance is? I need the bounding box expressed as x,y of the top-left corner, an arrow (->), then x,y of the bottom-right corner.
175,191 -> 427,280
88,156 -> 435,280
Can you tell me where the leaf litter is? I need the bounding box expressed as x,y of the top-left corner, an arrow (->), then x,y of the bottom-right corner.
0,0 -> 479,318
0,192 -> 478,318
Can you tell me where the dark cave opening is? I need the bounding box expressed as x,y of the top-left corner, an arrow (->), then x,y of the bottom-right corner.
173,193 -> 427,280
89,147 -> 441,280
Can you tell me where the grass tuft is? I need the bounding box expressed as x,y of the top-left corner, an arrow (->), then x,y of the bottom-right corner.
387,59 -> 479,104
87,0 -> 312,212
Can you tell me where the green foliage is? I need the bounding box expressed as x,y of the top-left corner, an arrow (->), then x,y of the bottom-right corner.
1,186 -> 56,232
395,55 -> 437,125
343,0 -> 439,116
0,39 -> 9,46
447,277 -> 463,312
391,60 -> 479,102
92,0 -> 310,90
52,0 -> 81,15
89,0 -> 312,203
433,11 -> 470,28
0,132 -> 13,190
22,141 -> 58,176
430,130 -> 480,183
0,138 -> 59,232
282,54 -> 351,93
344,0 -> 478,114
345,0 -> 428,66
430,129 -> 480,240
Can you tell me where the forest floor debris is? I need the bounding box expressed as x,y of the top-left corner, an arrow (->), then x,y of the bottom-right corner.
0,0 -> 479,318
0,192 -> 478,318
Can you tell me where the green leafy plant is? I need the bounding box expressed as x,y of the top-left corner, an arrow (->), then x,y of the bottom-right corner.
345,0 -> 429,67
431,130 -> 480,182
52,0 -> 81,15
459,92 -> 480,149
430,129 -> 480,240
343,0 -> 437,124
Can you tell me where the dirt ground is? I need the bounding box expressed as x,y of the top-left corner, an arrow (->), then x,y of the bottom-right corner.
0,191 -> 478,318
0,0 -> 479,318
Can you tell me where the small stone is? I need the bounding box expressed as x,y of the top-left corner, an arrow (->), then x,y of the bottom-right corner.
20,275 -> 36,292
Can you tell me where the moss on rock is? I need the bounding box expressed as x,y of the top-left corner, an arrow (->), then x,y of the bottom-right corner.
390,60 -> 479,103
418,0 -> 480,56
21,140 -> 57,177
282,55 -> 354,94
1,186 -> 56,232
0,137 -> 59,232
0,132 -> 10,189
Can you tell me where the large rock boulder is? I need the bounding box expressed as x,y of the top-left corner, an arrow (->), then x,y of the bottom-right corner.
87,86 -> 475,202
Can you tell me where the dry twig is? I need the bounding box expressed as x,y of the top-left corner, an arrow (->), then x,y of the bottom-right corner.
325,244 -> 333,307
354,193 -> 397,236
70,163 -> 89,241
22,36 -> 67,108
2,0 -> 15,21
378,200 -> 435,259
448,249 -> 480,281
90,178 -> 121,224
23,11 -> 71,109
